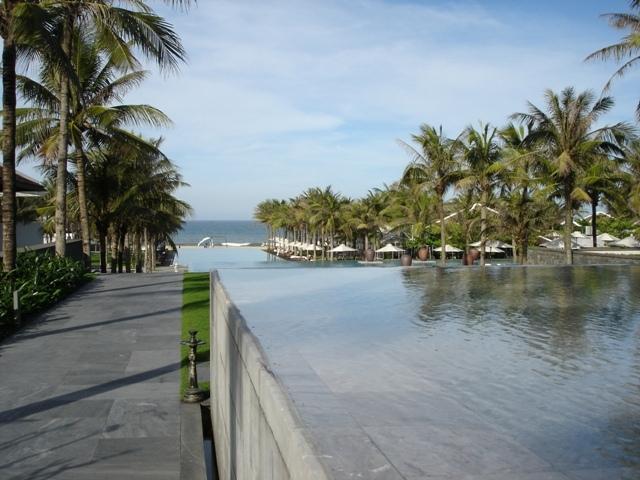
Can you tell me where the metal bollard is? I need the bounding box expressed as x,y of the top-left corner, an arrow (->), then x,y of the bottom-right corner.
13,290 -> 21,326
180,330 -> 208,403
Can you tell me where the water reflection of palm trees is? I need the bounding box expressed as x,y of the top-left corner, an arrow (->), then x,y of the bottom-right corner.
401,266 -> 640,371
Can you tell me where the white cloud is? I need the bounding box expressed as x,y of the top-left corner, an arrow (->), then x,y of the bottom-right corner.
128,0 -> 636,219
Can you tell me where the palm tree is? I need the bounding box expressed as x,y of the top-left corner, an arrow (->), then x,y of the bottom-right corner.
399,125 -> 461,267
578,155 -> 627,246
513,87 -> 631,264
1,1 -> 58,271
586,0 -> 640,119
459,123 -> 502,266
43,0 -> 190,258
498,123 -> 548,263
624,140 -> 640,217
382,183 -> 434,252
308,186 -> 344,260
86,135 -> 189,273
16,34 -> 171,267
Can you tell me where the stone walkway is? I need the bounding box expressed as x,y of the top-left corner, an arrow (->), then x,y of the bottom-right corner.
0,272 -> 183,479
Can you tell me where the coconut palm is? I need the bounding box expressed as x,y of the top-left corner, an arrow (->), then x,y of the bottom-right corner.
399,125 -> 461,266
623,140 -> 640,217
39,0 -> 190,258
86,135 -> 189,273
1,1 -> 59,270
16,33 -> 171,266
498,123 -> 549,263
586,0 -> 640,119
308,186 -> 345,260
382,183 -> 434,252
513,87 -> 631,264
578,155 -> 627,246
459,123 -> 503,266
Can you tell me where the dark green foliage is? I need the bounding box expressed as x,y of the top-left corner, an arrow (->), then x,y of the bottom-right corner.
0,252 -> 91,329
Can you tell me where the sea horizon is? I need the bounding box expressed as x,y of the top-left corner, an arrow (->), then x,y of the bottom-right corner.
175,219 -> 267,244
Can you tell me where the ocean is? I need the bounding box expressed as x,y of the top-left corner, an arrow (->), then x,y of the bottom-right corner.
174,220 -> 267,245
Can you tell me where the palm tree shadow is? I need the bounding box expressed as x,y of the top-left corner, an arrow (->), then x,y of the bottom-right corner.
0,361 -> 180,423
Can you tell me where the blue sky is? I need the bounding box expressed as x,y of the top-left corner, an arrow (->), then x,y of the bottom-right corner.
20,0 -> 640,219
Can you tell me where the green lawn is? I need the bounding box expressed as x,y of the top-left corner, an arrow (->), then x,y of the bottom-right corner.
181,272 -> 210,396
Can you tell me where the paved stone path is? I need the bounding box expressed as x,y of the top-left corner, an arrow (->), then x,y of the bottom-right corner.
0,272 -> 183,479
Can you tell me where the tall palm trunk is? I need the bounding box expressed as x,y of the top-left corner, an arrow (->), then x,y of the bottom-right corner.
135,232 -> 143,273
480,191 -> 487,267
564,182 -> 574,265
117,229 -> 125,273
55,17 -> 73,257
75,148 -> 91,267
438,195 -> 446,267
98,224 -> 108,273
590,193 -> 598,248
110,230 -> 118,273
144,227 -> 150,272
2,31 -> 17,271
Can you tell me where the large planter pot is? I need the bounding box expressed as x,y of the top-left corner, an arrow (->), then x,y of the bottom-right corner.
400,254 -> 413,266
466,248 -> 480,265
364,249 -> 375,262
417,247 -> 429,261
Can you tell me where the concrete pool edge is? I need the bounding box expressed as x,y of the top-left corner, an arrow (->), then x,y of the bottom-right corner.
209,270 -> 332,480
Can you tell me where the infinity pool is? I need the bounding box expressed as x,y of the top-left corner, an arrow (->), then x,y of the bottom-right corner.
219,265 -> 640,479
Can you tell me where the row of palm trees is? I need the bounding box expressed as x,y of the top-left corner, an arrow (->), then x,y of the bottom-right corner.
1,0 -> 194,272
256,87 -> 640,266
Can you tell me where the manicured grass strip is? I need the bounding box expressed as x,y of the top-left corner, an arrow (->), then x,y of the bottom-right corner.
181,272 -> 211,396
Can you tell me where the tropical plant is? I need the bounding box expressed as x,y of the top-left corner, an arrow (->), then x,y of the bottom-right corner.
586,0 -> 640,119
1,251 -> 89,332
513,87 -> 631,264
459,123 -> 503,266
16,33 -> 171,266
399,125 -> 461,266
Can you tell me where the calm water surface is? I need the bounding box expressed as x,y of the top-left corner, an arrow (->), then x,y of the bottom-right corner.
220,265 -> 640,476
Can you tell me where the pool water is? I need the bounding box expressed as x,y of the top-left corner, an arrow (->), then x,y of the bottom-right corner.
174,246 -> 506,271
219,265 -> 640,478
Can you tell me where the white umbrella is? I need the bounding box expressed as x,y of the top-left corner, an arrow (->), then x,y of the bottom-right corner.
469,240 -> 511,249
302,243 -> 323,251
612,236 -> 640,248
485,246 -> 504,254
571,231 -> 586,238
596,233 -> 620,243
329,243 -> 357,253
433,244 -> 463,253
375,243 -> 405,253
542,238 -> 581,250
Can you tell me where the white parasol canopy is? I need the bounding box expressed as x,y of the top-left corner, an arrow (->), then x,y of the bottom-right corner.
571,231 -> 587,238
612,236 -> 640,248
329,243 -> 357,253
542,238 -> 581,250
375,243 -> 405,253
596,233 -> 620,243
469,240 -> 512,249
433,244 -> 463,253
302,243 -> 323,251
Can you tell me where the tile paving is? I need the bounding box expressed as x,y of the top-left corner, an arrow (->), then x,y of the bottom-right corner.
0,272 -> 182,479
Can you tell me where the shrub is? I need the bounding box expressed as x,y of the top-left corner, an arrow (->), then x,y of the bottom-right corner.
0,252 -> 91,329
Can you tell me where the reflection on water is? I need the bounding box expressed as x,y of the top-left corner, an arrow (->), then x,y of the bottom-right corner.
221,265 -> 640,473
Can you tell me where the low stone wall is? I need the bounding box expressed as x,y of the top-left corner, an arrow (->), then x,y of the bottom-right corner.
528,247 -> 640,265
1,239 -> 84,263
209,271 -> 330,480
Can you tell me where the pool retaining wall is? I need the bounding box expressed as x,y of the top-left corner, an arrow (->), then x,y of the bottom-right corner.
209,271 -> 331,480
527,247 -> 640,266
